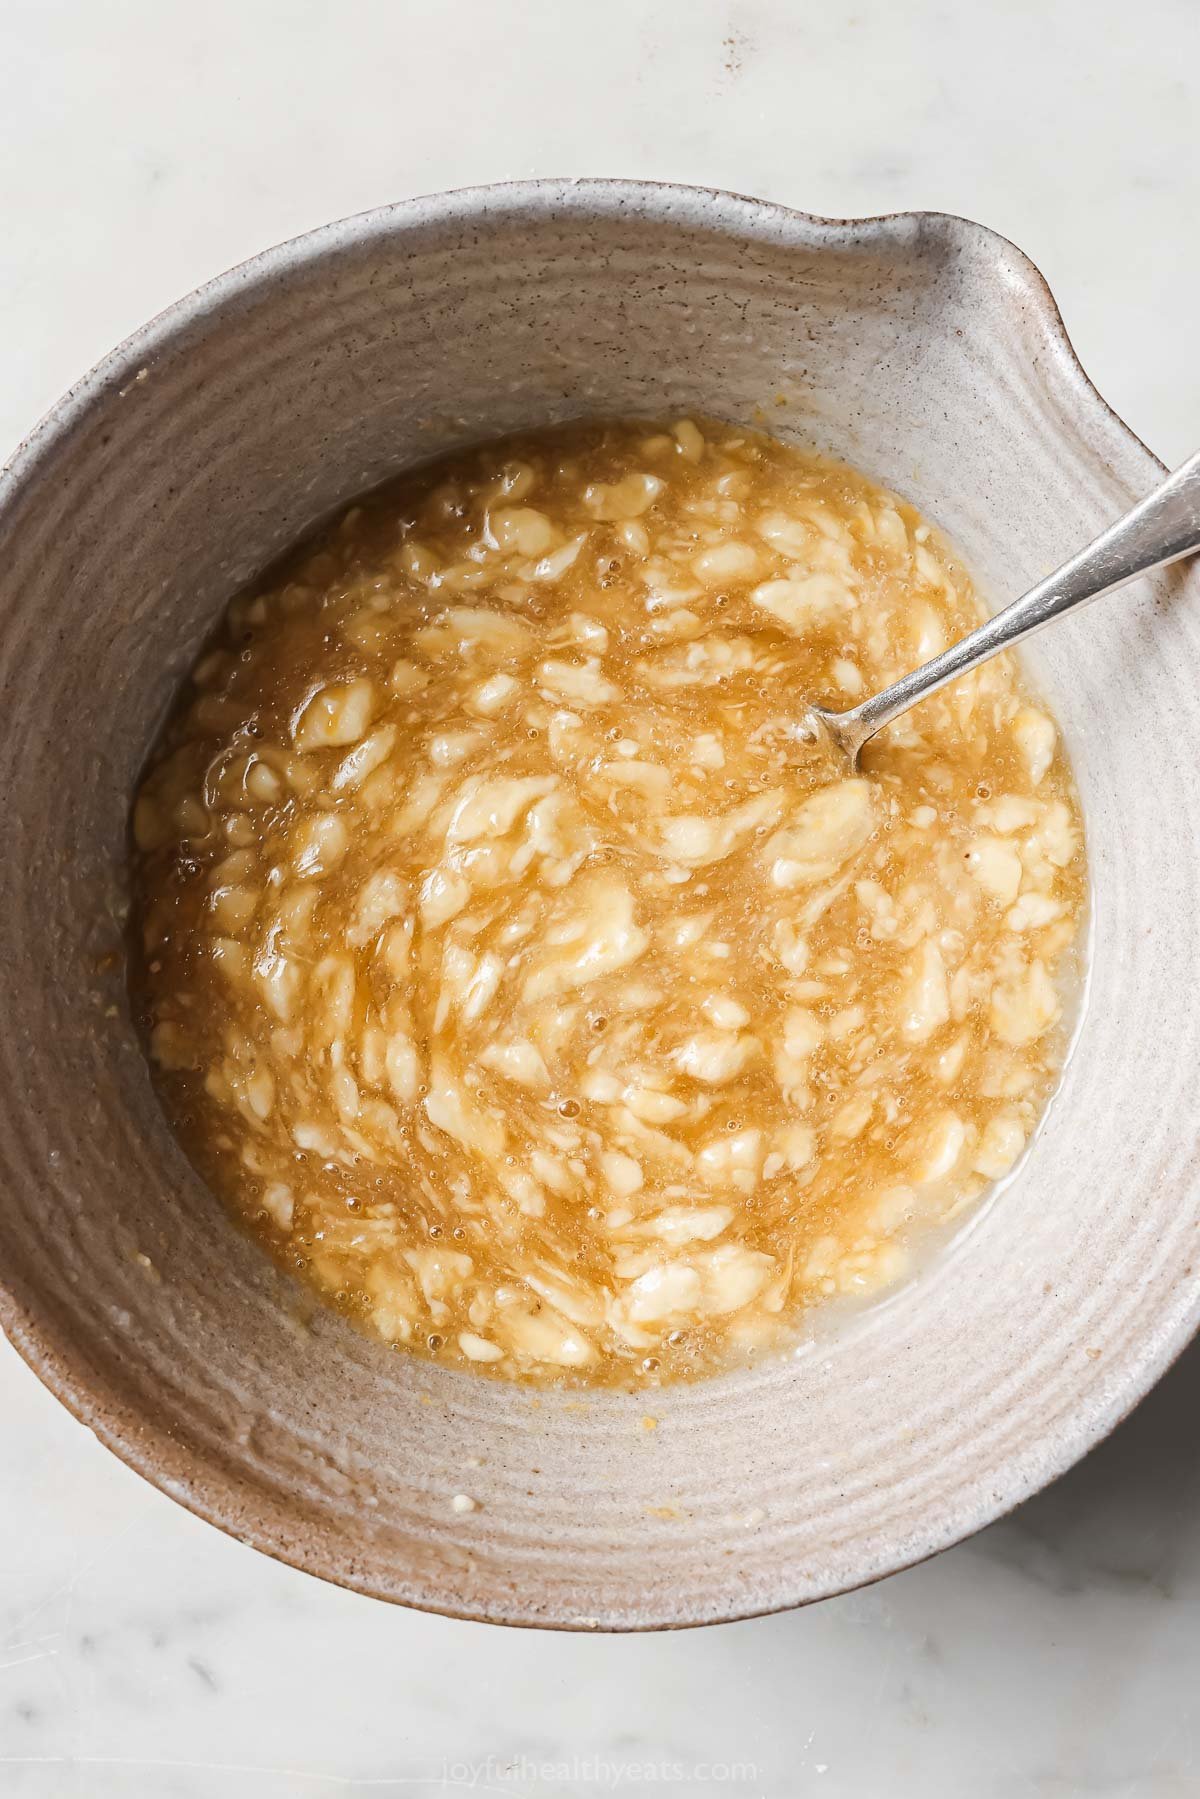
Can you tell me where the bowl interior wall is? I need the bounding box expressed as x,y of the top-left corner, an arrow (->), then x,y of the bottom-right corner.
1,187 -> 1197,1627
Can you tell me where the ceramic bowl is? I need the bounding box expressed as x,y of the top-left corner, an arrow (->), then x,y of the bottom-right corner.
2,181 -> 1198,1631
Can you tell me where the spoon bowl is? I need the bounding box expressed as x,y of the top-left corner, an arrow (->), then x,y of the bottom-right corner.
808,449 -> 1200,774
3,182 -> 1200,1628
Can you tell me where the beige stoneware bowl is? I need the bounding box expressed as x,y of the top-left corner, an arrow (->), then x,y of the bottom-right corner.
2,181 -> 1198,1630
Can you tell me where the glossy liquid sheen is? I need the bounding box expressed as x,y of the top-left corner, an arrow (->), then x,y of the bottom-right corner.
131,418 -> 1085,1388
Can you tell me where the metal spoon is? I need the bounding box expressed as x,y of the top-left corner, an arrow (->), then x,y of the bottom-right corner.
805,450 -> 1200,771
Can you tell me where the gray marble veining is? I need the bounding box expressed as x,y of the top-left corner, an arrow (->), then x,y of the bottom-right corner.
2,0 -> 1199,1790
6,1332 -> 1200,1794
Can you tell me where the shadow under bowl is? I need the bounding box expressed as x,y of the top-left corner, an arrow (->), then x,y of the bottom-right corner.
2,180 -> 1199,1629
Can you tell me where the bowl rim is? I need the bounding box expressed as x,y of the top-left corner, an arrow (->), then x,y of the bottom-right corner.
0,177 -> 1187,1631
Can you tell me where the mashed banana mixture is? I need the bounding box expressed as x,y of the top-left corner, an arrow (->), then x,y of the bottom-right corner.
132,418 -> 1084,1387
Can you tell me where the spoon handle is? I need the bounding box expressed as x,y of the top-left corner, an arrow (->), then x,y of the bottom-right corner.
828,448 -> 1200,761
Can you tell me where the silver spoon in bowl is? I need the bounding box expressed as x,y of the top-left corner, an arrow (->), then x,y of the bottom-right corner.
804,450 -> 1200,772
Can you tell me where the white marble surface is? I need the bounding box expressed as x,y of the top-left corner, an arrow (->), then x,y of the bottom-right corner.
2,1 -> 1198,1792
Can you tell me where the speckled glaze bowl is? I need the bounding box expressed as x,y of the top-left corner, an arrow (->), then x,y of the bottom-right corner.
2,181 -> 1198,1630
